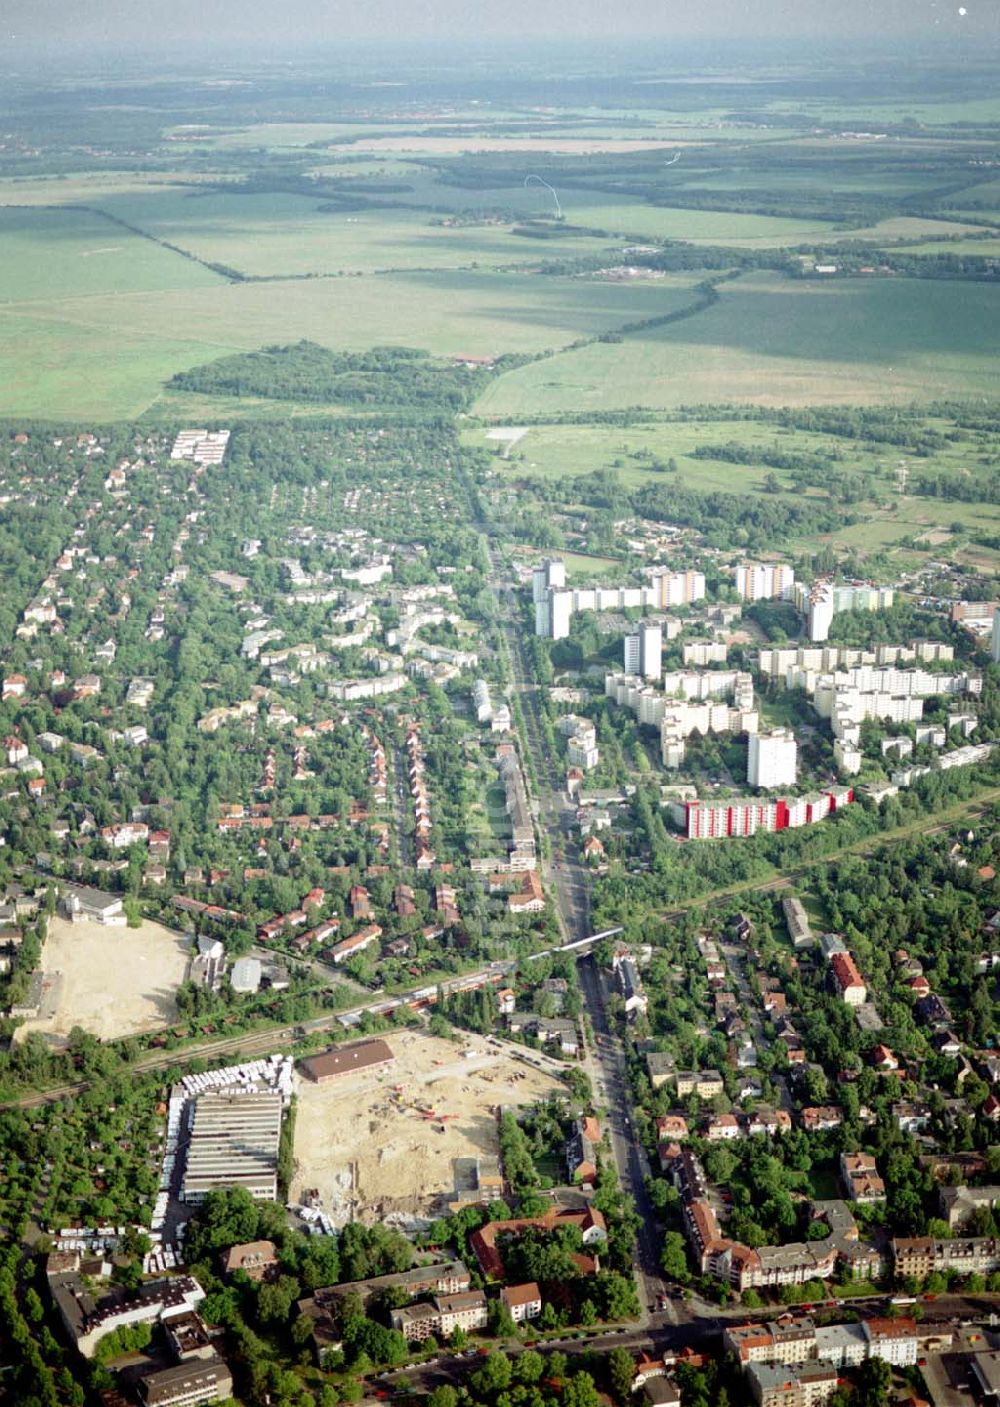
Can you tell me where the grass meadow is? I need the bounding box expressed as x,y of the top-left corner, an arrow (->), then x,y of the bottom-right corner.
0,205 -> 223,302
95,188 -> 629,276
475,273 -> 1000,414
0,89 -> 998,426
0,268 -> 703,420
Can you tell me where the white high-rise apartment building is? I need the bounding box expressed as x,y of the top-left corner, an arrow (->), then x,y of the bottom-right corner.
535,587 -> 574,640
748,729 -> 798,789
532,558 -> 566,604
624,621 -> 662,680
992,612 -> 1000,663
807,582 -> 836,643
650,569 -> 706,608
735,563 -> 795,602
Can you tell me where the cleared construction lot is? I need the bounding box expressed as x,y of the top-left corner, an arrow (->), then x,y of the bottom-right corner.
290,1028 -> 566,1223
15,915 -> 189,1045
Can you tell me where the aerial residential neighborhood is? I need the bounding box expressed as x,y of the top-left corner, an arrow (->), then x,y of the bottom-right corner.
2,409 -> 1000,1407
1,16 -> 1000,1407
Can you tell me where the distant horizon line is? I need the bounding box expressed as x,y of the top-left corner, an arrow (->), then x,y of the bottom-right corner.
1,32 -> 995,59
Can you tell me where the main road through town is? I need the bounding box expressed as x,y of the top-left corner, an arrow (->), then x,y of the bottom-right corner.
483,536 -> 674,1326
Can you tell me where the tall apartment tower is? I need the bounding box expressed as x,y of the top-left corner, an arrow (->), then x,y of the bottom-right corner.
532,558 -> 566,605
992,612 -> 1000,664
536,587 -> 573,640
735,562 -> 795,602
651,569 -> 706,609
807,582 -> 836,643
748,728 -> 798,789
624,620 -> 663,680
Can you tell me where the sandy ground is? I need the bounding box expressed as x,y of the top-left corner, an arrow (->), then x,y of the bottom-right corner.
291,1029 -> 565,1223
485,427 -> 529,458
16,915 -> 190,1045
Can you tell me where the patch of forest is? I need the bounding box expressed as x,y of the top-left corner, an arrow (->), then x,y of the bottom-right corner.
168,341 -> 491,410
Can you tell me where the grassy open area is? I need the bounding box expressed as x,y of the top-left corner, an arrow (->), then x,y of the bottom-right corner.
0,205 -> 224,302
0,268 -> 703,420
475,419 -> 845,494
560,550 -> 622,576
476,272 -> 1000,414
95,187 -> 643,276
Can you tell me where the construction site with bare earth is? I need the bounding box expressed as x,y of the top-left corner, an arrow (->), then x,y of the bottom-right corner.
13,915 -> 190,1046
290,1029 -> 566,1226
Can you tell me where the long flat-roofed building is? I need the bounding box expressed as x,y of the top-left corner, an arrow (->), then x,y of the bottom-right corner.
180,1091 -> 283,1204
298,1037 -> 395,1083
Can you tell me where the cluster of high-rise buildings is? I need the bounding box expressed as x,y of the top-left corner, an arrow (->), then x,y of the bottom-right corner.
532,559 -> 704,639
605,668 -> 758,769
533,550 -> 989,841
533,557 -> 895,645
791,581 -> 895,642
758,640 -> 954,678
769,655 -> 980,751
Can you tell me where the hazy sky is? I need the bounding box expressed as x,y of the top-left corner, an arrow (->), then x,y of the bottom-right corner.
7,0 -> 997,49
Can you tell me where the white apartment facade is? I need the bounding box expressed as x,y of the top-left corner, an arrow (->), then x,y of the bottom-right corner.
735,562 -> 795,601
748,729 -> 797,789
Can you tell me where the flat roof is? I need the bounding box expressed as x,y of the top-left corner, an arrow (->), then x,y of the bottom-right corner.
181,1091 -> 282,1202
973,1352 -> 1000,1396
299,1037 -> 394,1081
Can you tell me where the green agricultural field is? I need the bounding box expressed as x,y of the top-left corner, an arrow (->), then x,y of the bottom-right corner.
0,310 -> 238,421
0,205 -> 224,302
674,171 -> 945,198
476,272 -> 1000,414
95,187 -> 630,275
947,179 -> 1000,207
0,173 -> 223,206
490,193 -> 842,247
893,237 -> 1000,256
832,215 -> 992,244
761,96 -> 1000,126
0,268 -> 704,420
